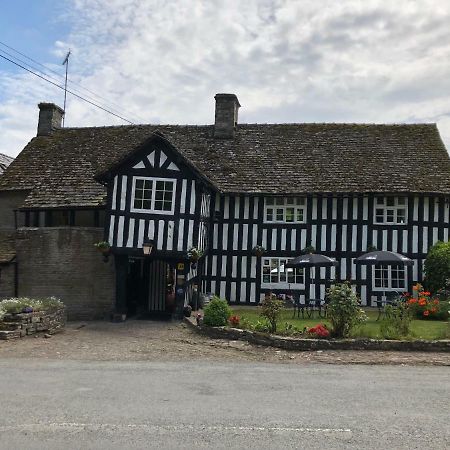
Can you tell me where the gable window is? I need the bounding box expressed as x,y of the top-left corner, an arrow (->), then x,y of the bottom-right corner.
131,177 -> 175,214
374,197 -> 407,224
262,257 -> 305,287
264,197 -> 306,223
373,265 -> 406,291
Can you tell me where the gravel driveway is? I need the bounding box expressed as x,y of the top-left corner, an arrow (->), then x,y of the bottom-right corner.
0,320 -> 448,366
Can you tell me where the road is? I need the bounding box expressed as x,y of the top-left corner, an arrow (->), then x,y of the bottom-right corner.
0,359 -> 448,449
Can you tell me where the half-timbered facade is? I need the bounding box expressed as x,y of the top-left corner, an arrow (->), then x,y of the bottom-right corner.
1,95 -> 450,319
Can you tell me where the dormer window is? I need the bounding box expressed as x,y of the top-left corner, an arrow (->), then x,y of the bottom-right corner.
131,177 -> 175,214
374,197 -> 407,225
264,197 -> 306,223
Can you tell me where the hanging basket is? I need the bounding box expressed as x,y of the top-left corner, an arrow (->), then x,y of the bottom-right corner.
252,246 -> 266,257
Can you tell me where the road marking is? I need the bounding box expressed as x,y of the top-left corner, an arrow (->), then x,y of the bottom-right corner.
0,423 -> 352,434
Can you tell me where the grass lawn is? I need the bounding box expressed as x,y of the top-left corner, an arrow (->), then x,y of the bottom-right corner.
231,307 -> 449,340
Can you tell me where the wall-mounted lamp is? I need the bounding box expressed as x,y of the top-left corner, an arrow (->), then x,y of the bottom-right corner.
143,238 -> 155,256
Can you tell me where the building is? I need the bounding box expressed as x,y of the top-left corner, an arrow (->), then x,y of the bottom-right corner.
0,95 -> 449,319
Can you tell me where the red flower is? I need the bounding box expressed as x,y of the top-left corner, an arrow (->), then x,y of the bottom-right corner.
433,299 -> 439,305
423,291 -> 431,296
423,310 -> 430,317
229,315 -> 240,326
408,298 -> 417,304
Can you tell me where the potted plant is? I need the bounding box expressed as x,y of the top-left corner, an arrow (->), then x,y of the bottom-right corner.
187,247 -> 203,269
94,241 -> 111,262
252,245 -> 266,257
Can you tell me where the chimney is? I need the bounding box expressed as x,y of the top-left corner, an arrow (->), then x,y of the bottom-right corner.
214,93 -> 240,139
37,103 -> 64,136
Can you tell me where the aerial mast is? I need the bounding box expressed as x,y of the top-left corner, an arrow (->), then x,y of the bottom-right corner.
62,50 -> 71,127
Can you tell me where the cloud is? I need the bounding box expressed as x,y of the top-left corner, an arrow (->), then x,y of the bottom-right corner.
1,0 -> 450,156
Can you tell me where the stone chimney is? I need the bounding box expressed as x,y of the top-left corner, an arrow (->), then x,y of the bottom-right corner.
37,103 -> 64,136
214,93 -> 240,139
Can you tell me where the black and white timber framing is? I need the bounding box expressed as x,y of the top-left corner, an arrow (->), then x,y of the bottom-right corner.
5,96 -> 450,314
102,134 -> 450,306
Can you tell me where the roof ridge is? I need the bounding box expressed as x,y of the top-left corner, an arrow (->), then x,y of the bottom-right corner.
59,122 -> 438,131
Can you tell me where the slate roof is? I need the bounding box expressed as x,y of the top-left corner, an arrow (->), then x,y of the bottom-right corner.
0,153 -> 14,175
0,231 -> 16,264
0,123 -> 449,208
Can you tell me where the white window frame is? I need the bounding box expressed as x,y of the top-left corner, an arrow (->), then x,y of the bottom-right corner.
264,197 -> 307,224
261,257 -> 305,289
373,196 -> 408,225
130,176 -> 176,215
372,265 -> 407,291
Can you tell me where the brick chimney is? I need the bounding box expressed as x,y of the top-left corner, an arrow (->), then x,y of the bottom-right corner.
214,93 -> 240,139
37,103 -> 64,136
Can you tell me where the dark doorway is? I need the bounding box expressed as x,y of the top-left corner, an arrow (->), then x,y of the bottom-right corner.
126,258 -> 175,319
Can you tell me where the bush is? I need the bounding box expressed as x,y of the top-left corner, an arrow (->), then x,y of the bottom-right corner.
0,297 -> 63,315
259,294 -> 285,333
424,241 -> 450,293
203,296 -> 232,327
254,318 -> 271,333
407,284 -> 448,321
326,282 -> 367,338
380,302 -> 412,339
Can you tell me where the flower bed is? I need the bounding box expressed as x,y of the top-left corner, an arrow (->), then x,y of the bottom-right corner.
0,297 -> 66,340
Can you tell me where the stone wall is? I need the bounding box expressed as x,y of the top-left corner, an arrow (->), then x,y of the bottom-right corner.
16,227 -> 115,320
0,263 -> 15,299
0,190 -> 28,229
0,306 -> 66,340
185,318 -> 450,352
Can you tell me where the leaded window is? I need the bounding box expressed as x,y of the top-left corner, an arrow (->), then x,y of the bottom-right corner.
373,265 -> 406,290
262,257 -> 305,286
264,197 -> 306,223
131,177 -> 175,214
374,197 -> 407,224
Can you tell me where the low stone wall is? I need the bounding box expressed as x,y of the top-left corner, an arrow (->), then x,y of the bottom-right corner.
184,318 -> 450,352
0,306 -> 66,340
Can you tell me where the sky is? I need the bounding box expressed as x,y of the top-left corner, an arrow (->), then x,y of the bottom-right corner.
1,0 -> 450,157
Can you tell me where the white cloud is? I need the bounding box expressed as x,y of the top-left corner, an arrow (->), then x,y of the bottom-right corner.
1,0 -> 450,156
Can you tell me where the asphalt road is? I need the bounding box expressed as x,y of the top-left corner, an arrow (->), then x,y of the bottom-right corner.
0,359 -> 448,449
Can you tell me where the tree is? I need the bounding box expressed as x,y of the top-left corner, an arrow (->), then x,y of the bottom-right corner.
424,241 -> 450,294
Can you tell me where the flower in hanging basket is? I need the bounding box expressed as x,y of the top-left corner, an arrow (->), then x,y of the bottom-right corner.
187,247 -> 203,262
252,245 -> 266,257
94,241 -> 111,254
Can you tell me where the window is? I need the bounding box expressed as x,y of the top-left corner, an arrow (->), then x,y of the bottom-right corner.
262,257 -> 305,287
373,265 -> 406,291
374,197 -> 407,224
131,177 -> 175,214
264,197 -> 306,223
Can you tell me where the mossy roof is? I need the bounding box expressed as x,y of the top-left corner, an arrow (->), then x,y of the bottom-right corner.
0,123 -> 449,208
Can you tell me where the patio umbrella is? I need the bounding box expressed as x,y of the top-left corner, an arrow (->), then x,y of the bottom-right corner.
286,253 -> 339,268
286,254 -> 339,306
354,250 -> 413,266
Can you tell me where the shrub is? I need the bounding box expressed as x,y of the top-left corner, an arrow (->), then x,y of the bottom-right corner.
407,284 -> 448,320
238,317 -> 254,330
326,282 -> 367,338
424,241 -> 450,293
0,297 -> 63,315
380,301 -> 412,339
254,318 -> 271,333
203,296 -> 232,327
259,294 -> 285,333
280,322 -> 303,337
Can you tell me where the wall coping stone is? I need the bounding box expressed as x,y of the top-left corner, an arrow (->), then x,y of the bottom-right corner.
183,317 -> 450,353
